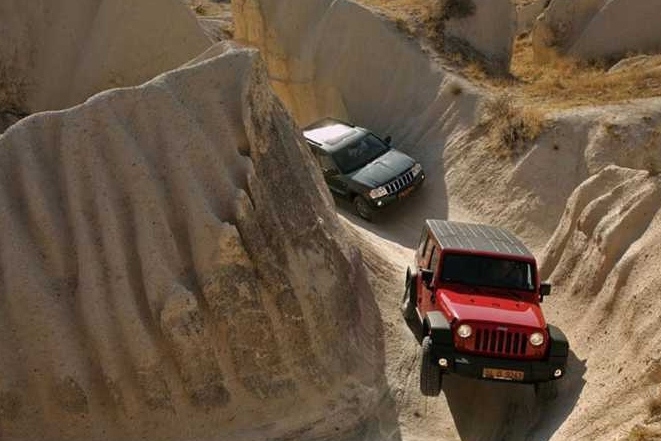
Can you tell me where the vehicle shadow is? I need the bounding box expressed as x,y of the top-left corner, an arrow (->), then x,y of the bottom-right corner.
403,316 -> 586,441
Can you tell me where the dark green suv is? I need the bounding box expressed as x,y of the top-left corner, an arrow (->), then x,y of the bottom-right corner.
303,118 -> 425,220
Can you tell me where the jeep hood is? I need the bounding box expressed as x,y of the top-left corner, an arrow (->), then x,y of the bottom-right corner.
350,149 -> 414,187
438,289 -> 546,329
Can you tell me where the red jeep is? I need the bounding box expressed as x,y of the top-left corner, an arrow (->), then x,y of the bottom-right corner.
402,220 -> 568,397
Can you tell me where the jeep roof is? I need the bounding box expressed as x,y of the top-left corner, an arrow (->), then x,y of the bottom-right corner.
425,219 -> 533,258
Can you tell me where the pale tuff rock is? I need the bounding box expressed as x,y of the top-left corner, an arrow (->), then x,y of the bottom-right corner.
0,0 -> 211,131
532,0 -> 661,63
0,46 -> 383,441
536,165 -> 661,439
442,0 -> 517,74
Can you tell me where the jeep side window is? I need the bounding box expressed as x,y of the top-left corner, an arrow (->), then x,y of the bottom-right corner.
417,231 -> 429,258
429,247 -> 440,273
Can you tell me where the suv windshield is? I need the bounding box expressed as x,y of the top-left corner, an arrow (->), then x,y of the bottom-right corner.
331,133 -> 390,174
440,254 -> 535,291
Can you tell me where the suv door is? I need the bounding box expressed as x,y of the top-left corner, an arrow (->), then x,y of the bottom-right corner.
310,147 -> 349,196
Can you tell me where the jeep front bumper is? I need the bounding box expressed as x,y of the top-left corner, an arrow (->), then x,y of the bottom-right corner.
430,344 -> 567,384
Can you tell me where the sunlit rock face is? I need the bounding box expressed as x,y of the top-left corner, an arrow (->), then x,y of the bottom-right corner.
537,165 -> 661,439
532,0 -> 661,63
0,45 -> 383,441
0,0 -> 211,132
442,0 -> 516,75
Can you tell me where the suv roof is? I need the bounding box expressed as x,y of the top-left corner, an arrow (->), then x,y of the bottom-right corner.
303,118 -> 367,153
426,220 -> 533,258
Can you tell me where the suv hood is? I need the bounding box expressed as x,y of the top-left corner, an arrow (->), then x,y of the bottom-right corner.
350,149 -> 415,187
438,289 -> 546,329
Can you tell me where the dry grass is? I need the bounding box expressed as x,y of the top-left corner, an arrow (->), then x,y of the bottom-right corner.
510,34 -> 661,109
356,0 -> 661,110
477,93 -> 545,158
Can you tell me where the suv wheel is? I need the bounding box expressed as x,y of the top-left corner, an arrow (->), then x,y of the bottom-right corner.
353,196 -> 374,221
420,336 -> 442,396
401,270 -> 417,320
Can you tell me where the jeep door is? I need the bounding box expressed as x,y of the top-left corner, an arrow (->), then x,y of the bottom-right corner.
417,237 -> 441,315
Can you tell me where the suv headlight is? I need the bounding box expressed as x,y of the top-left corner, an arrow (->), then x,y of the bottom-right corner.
369,186 -> 388,199
411,163 -> 423,176
457,324 -> 472,338
529,332 -> 545,346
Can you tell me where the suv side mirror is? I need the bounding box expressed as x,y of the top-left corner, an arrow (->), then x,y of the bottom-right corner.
420,268 -> 434,289
539,281 -> 551,302
384,135 -> 392,145
322,167 -> 338,177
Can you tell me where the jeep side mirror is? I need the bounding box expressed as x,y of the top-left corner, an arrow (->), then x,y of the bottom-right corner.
384,135 -> 392,145
539,281 -> 551,302
420,268 -> 434,289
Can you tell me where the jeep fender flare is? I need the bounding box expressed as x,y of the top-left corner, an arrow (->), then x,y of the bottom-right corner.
405,267 -> 417,304
423,311 -> 453,346
547,324 -> 569,358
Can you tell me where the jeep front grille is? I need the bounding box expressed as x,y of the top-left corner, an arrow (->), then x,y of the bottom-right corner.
475,328 -> 528,356
384,169 -> 415,195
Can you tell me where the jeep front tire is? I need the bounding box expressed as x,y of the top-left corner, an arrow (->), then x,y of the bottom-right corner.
420,336 -> 442,396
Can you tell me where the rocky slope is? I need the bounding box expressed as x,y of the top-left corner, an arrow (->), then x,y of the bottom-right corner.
0,45 -> 383,441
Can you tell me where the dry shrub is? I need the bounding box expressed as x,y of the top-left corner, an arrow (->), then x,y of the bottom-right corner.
425,0 -> 476,51
648,392 -> 661,419
478,93 -> 545,158
644,125 -> 661,176
394,17 -> 415,38
624,424 -> 661,441
193,3 -> 208,15
439,0 -> 476,19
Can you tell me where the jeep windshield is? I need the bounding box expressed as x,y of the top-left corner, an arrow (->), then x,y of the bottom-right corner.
331,133 -> 390,174
440,253 -> 535,292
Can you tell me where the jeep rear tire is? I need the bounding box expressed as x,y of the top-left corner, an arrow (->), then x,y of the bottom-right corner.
420,336 -> 442,396
401,269 -> 417,320
353,196 -> 374,221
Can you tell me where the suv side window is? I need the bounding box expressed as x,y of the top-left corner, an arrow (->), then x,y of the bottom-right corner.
312,150 -> 338,174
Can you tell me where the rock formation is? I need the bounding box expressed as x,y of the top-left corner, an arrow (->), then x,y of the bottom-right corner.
532,0 -> 661,63
442,0 -> 517,74
0,44 -> 383,441
536,165 -> 661,439
0,0 -> 211,132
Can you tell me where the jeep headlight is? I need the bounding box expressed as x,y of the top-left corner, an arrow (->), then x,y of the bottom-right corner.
457,324 -> 472,338
411,163 -> 423,176
369,186 -> 388,199
530,332 -> 545,346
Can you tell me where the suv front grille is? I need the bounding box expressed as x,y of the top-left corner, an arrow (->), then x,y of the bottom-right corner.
384,169 -> 415,195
